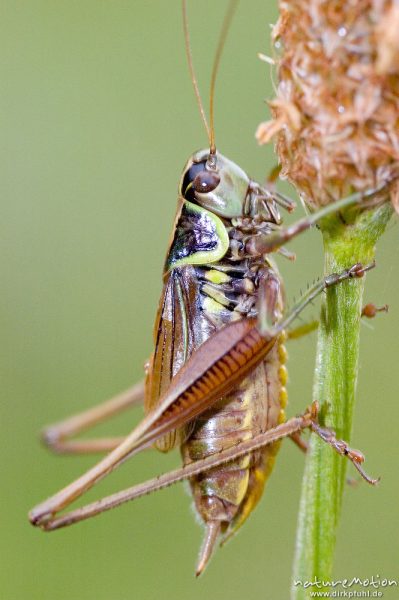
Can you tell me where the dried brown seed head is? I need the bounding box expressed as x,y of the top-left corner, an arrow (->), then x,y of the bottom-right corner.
258,0 -> 399,211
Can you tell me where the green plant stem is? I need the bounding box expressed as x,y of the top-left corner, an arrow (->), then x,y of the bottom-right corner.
291,203 -> 392,599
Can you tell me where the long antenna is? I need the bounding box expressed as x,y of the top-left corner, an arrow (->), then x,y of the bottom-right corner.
209,0 -> 239,156
182,0 -> 211,144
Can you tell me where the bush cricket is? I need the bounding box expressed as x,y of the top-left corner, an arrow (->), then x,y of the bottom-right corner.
29,0 -> 390,575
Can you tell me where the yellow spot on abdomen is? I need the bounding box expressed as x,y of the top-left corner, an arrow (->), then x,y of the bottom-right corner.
203,297 -> 225,314
279,365 -> 288,386
205,269 -> 231,284
279,386 -> 288,409
278,343 -> 288,364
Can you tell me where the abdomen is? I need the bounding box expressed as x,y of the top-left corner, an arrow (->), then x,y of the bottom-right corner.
181,331 -> 288,540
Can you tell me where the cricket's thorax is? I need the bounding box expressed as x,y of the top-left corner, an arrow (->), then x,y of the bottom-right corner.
159,196 -> 288,539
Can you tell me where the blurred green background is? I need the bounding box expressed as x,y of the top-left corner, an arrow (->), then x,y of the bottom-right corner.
1,2 -> 398,599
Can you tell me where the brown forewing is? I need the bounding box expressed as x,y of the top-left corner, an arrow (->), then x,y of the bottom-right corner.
145,266 -> 202,451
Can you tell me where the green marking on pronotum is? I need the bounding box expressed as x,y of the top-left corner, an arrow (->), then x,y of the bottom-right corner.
166,200 -> 230,270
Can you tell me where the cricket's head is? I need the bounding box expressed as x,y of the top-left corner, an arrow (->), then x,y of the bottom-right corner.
181,0 -> 248,221
180,149 -> 250,219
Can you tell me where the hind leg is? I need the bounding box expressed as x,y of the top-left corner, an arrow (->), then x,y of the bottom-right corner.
42,381 -> 144,454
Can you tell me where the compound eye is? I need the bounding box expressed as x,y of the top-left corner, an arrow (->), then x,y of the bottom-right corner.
193,169 -> 220,194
